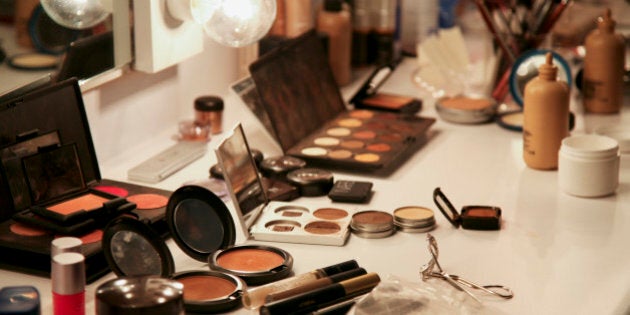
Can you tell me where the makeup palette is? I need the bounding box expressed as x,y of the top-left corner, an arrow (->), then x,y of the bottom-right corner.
216,125 -> 352,246
0,79 -> 171,282
249,30 -> 435,175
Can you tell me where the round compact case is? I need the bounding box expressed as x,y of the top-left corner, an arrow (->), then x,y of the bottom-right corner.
393,206 -> 436,233
350,210 -> 395,239
286,168 -> 334,197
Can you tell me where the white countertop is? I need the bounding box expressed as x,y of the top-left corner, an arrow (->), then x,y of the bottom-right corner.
2,57 -> 630,315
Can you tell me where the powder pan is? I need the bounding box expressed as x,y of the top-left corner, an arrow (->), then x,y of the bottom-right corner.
102,216 -> 248,313
435,95 -> 498,124
172,271 -> 245,313
209,245 -> 293,286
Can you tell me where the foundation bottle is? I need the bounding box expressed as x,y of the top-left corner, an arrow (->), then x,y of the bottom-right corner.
285,0 -> 314,38
583,8 -> 625,114
371,0 -> 397,66
523,53 -> 570,170
317,0 -> 352,86
350,0 -> 372,66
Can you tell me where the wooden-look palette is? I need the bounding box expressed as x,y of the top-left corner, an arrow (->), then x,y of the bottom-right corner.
249,30 -> 434,175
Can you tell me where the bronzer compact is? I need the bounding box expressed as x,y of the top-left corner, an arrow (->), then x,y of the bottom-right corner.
215,124 -> 352,246
249,30 -> 435,175
432,187 -> 501,230
0,78 -> 171,282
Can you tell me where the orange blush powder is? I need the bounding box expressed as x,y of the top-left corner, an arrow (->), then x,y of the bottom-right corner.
48,194 -> 109,215
178,275 -> 236,301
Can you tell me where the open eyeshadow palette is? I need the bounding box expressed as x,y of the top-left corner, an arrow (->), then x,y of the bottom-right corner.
216,125 -> 352,246
0,79 -> 171,282
249,30 -> 435,175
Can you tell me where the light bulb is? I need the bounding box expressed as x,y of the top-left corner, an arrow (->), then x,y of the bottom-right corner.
41,0 -> 112,30
202,0 -> 276,47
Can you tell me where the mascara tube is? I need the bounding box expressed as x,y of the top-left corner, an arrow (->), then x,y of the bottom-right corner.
243,260 -> 359,309
259,272 -> 381,315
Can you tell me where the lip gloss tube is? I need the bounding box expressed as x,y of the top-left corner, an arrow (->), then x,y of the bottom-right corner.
242,259 -> 359,309
52,252 -> 85,315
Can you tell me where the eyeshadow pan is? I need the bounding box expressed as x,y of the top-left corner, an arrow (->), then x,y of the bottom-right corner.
216,248 -> 285,271
465,207 -> 498,217
353,130 -> 376,139
379,133 -> 404,142
354,153 -> 380,163
92,185 -> 129,197
340,140 -> 364,149
127,193 -> 169,210
352,210 -> 392,225
337,118 -> 362,127
178,275 -> 237,301
327,127 -> 351,136
10,223 -> 48,237
349,110 -> 374,119
328,149 -> 353,159
274,206 -> 309,217
367,143 -> 391,152
265,220 -> 301,232
313,208 -> 348,220
304,221 -> 341,235
301,147 -> 328,156
314,137 -> 340,146
48,194 -> 109,215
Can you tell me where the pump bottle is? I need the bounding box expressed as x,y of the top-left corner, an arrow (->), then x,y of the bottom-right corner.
523,53 -> 570,170
583,8 -> 625,114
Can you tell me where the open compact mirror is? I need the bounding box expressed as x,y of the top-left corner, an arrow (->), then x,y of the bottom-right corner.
509,49 -> 572,107
497,49 -> 572,132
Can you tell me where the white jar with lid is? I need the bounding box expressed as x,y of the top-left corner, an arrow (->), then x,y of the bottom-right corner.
558,134 -> 620,197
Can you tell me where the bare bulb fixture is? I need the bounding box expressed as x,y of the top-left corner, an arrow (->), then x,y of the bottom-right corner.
41,0 -> 112,30
168,0 -> 277,47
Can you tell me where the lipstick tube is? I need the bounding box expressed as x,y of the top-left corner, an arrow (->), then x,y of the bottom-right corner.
259,272 -> 381,315
242,259 -> 359,309
52,252 -> 85,315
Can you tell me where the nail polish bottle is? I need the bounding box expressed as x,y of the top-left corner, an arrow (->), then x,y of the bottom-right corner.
52,252 -> 85,315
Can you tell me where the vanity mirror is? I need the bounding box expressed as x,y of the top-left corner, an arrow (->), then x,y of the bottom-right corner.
0,1 -> 131,94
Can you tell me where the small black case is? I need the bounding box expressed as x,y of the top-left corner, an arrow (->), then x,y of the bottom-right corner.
327,180 -> 373,203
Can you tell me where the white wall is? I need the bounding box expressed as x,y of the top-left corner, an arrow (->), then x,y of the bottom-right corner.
81,38 -> 240,165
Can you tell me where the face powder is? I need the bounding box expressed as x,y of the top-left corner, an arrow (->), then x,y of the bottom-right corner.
393,206 -> 436,233
177,275 -> 237,301
216,248 -> 285,272
350,210 -> 395,238
304,221 -> 342,235
48,194 -> 109,215
313,208 -> 348,220
436,95 -> 498,124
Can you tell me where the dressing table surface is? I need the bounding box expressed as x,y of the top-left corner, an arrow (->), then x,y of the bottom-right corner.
2,57 -> 629,315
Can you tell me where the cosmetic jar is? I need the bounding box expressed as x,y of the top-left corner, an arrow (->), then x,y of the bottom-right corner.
350,210 -> 395,238
0,286 -> 40,315
435,95 -> 498,124
286,168 -> 334,196
260,156 -> 307,180
558,134 -> 620,197
95,276 -> 185,315
393,206 -> 436,233
194,96 -> 224,134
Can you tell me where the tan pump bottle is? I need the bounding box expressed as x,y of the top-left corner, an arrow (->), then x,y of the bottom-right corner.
523,53 -> 570,170
583,9 -> 625,114
317,0 -> 352,86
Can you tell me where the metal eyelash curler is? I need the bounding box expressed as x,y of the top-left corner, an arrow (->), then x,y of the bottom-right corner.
420,234 -> 514,303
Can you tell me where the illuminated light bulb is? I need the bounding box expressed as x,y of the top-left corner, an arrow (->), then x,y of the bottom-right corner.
201,0 -> 276,47
41,0 -> 112,30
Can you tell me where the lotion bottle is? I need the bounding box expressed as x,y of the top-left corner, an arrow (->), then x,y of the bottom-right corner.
523,53 -> 570,170
583,8 -> 625,114
285,0 -> 314,38
317,0 -> 352,86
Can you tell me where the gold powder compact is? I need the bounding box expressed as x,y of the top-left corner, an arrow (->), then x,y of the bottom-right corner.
435,95 -> 498,124
393,206 -> 436,233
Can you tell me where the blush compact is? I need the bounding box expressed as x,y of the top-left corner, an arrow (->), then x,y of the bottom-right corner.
102,216 -> 248,313
432,187 -> 501,230
0,79 -> 171,282
216,124 -> 352,246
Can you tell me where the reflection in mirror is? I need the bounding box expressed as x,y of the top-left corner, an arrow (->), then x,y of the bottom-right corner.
0,1 -> 131,95
110,230 -> 163,276
509,50 -> 572,107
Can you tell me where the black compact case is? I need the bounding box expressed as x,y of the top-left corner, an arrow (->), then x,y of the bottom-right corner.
0,78 -> 171,282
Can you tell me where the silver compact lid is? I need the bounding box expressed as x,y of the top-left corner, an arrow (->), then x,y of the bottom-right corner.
52,252 -> 85,295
